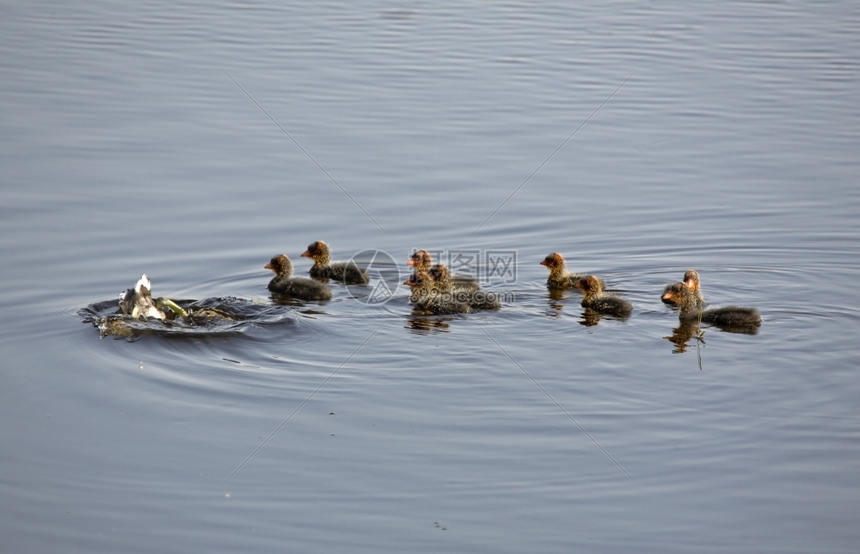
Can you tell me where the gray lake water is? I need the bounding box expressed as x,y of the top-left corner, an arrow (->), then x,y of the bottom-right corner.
2,1 -> 859,552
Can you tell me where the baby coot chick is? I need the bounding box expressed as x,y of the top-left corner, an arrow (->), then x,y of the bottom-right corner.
403,271 -> 470,315
661,282 -> 761,327
429,262 -> 481,294
403,270 -> 436,302
683,270 -> 703,299
430,264 -> 499,310
574,275 -> 633,317
119,274 -> 164,319
266,254 -> 332,301
540,252 -> 602,290
407,249 -> 433,272
662,269 -> 706,309
301,240 -> 369,285
408,250 -> 479,292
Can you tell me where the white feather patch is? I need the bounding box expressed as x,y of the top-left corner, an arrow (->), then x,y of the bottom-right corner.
135,274 -> 152,294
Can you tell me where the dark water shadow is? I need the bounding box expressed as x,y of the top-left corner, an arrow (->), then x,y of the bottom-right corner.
404,315 -> 454,335
577,308 -> 632,327
542,287 -> 572,318
665,318 -> 760,355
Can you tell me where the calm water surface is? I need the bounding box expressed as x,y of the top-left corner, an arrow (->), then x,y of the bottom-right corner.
2,1 -> 859,552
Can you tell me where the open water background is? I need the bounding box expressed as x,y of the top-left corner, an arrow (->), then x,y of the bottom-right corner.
1,1 -> 859,552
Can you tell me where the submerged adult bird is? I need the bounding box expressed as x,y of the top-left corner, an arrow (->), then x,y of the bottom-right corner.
119,274 -> 164,319
661,282 -> 761,327
301,240 -> 369,285
118,275 -> 187,320
266,254 -> 332,301
574,275 -> 632,317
